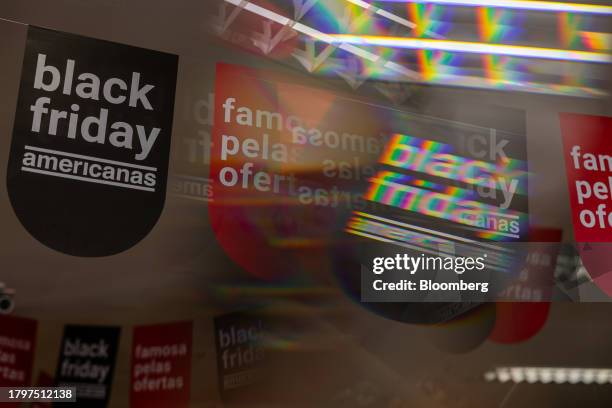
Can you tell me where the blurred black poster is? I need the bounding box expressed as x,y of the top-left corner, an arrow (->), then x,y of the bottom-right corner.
7,26 -> 178,257
214,311 -> 266,398
53,325 -> 121,408
356,104 -> 530,304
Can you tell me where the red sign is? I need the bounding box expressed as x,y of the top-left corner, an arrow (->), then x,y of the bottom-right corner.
489,226 -> 561,344
560,113 -> 612,295
130,322 -> 192,408
0,315 -> 37,406
560,113 -> 612,242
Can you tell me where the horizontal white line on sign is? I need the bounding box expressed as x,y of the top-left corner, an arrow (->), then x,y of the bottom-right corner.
462,224 -> 521,238
24,145 -> 157,172
21,167 -> 155,192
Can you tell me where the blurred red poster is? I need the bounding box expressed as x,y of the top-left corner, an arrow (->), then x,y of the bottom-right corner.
0,315 -> 37,406
489,228 -> 562,344
130,321 -> 193,408
210,63 -> 385,280
560,113 -> 612,295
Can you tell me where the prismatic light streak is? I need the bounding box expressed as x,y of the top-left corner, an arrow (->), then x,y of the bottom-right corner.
327,35 -> 612,63
375,0 -> 612,16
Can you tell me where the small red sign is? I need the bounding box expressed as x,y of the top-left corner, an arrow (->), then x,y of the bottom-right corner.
560,113 -> 612,242
130,322 -> 192,408
0,315 -> 37,406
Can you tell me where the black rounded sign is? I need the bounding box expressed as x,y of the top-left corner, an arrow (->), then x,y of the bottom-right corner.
7,27 -> 178,256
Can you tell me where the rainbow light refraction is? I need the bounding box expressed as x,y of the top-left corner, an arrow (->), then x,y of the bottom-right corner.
408,2 -> 451,37
477,6 -> 521,42
220,0 -> 611,97
380,134 -> 527,190
558,12 -> 611,51
360,133 -> 528,241
417,49 -> 461,80
559,12 -> 587,49
482,55 -> 529,85
580,32 -> 611,51
406,2 -> 464,80
476,5 -> 528,85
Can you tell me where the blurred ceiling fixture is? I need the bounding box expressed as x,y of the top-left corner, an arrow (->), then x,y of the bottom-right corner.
223,0 -> 417,74
484,366 -> 612,384
0,282 -> 15,315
